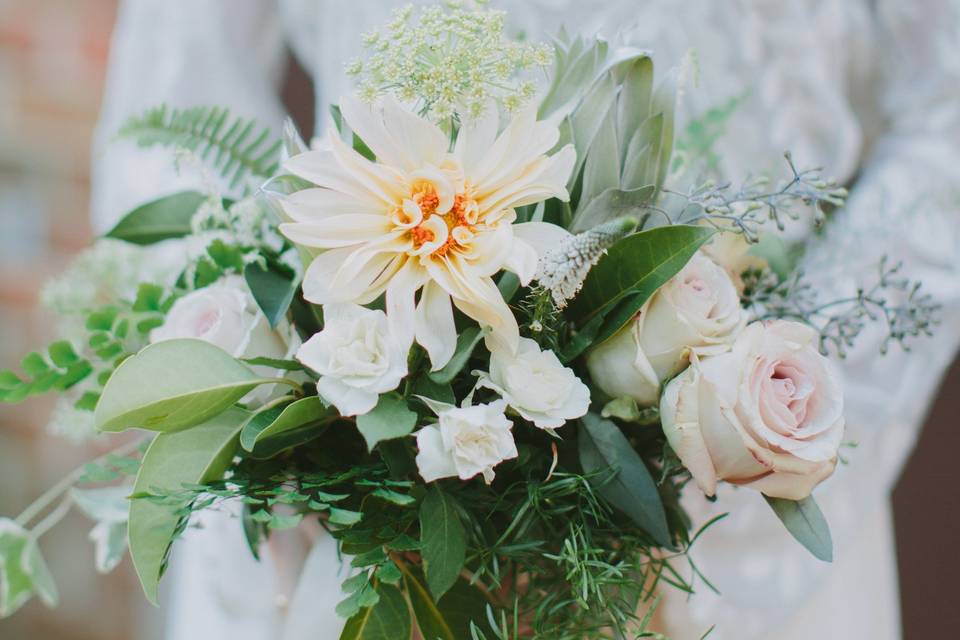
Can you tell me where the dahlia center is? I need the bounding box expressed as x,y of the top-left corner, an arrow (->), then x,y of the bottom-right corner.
401,182 -> 478,257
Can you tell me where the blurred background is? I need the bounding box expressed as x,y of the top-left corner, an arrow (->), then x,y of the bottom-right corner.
0,1 -> 957,638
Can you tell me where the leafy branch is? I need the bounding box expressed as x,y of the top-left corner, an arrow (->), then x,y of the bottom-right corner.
741,257 -> 941,356
662,152 -> 848,242
118,105 -> 281,190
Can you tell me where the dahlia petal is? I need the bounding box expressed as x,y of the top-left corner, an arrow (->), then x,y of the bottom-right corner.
279,215 -> 391,249
415,282 -> 457,371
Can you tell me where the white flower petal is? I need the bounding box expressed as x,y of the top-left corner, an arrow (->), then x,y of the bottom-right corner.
415,282 -> 457,371
316,376 -> 379,416
512,221 -> 572,256
385,259 -> 428,352
279,215 -> 391,249
340,94 -> 448,172
415,426 -> 458,482
503,237 -> 539,286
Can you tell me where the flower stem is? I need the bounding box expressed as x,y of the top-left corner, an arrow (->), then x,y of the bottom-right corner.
14,438 -> 145,529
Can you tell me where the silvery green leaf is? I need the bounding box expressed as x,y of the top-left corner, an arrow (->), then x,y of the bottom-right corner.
71,486 -> 130,524
89,521 -> 128,574
765,495 -> 833,562
649,71 -> 678,192
621,113 -> 662,191
579,102 -> 621,208
0,519 -> 58,617
566,71 -> 616,179
616,56 -> 654,160
282,117 -> 308,160
570,186 -> 656,233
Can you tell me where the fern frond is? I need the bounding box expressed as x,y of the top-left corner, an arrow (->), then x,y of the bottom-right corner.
118,105 -> 282,190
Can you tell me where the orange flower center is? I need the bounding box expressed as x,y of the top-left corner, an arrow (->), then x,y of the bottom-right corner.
408,184 -> 477,257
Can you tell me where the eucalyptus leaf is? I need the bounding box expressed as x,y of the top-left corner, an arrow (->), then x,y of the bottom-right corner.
356,394 -> 418,452
244,262 -> 300,328
89,521 -> 128,574
95,339 -> 270,433
566,225 -> 714,345
128,406 -> 250,604
71,486 -> 130,574
765,495 -> 833,562
105,191 -> 207,245
0,519 -> 58,618
578,414 -> 671,546
419,486 -> 466,601
339,583 -> 411,640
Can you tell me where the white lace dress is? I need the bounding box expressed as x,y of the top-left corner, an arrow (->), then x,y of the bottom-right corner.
91,1 -> 960,638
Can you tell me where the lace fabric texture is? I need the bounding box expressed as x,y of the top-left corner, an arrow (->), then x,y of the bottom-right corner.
91,1 -> 960,638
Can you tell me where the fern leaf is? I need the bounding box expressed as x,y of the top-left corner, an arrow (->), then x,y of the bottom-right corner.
118,105 -> 282,190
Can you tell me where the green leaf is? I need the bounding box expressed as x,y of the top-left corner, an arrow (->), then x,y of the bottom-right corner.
356,394 -> 418,452
419,486 -> 466,601
570,186 -> 656,233
95,339 -> 270,433
376,561 -> 402,586
339,583 -> 411,640
0,519 -> 58,618
427,326 -> 484,384
88,521 -> 128,574
329,508 -> 363,527
241,356 -> 308,371
244,262 -> 300,328
105,191 -> 207,245
240,396 -> 332,454
765,495 -> 833,562
566,225 -> 714,344
128,406 -> 250,604
578,413 -> 671,546
401,563 -> 485,640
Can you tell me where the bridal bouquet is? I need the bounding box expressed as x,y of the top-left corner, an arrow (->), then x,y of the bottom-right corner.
0,3 -> 937,638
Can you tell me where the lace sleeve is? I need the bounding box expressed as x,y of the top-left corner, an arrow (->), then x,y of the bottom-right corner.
663,2 -> 960,637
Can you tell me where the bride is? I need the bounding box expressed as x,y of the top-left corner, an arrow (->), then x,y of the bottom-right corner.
91,1 -> 960,638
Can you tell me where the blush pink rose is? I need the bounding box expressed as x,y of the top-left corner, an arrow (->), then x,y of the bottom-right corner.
660,320 -> 844,500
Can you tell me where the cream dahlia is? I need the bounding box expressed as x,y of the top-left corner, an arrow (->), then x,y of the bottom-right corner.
279,95 -> 575,369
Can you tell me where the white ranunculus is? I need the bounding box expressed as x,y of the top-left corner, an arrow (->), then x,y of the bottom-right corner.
415,399 -> 517,484
479,337 -> 590,429
295,303 -> 407,416
586,251 -> 747,406
660,320 -> 845,500
150,275 -> 297,403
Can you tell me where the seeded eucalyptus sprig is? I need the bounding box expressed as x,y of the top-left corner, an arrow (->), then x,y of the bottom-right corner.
742,256 -> 941,356
666,152 -> 848,242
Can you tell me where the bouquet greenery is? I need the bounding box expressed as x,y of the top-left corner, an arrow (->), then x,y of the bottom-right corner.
0,3 -> 937,638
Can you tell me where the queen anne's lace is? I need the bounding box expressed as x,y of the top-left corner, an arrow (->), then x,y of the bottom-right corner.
535,217 -> 638,308
347,1 -> 551,120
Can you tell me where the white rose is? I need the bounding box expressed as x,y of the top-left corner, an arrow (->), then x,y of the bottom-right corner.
296,303 -> 407,416
660,320 -> 845,500
586,252 -> 747,406
415,400 -> 517,484
150,276 -> 297,403
479,337 -> 590,429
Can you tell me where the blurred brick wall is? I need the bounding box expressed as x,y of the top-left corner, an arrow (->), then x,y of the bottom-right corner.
0,1 -> 154,639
